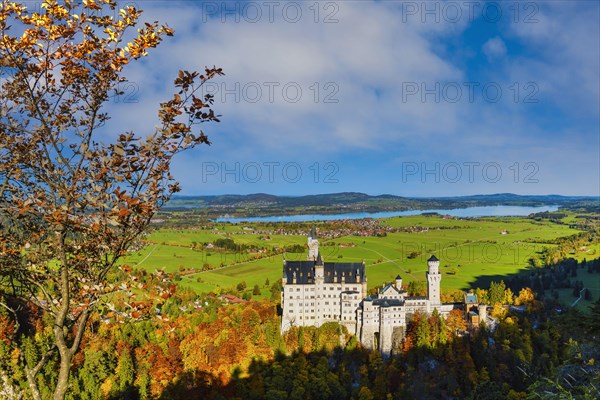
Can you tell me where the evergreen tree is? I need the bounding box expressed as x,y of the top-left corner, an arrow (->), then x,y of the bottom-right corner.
488,281 -> 507,306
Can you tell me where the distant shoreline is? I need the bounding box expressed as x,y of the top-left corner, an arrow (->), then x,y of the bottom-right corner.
160,192 -> 598,220
215,205 -> 560,223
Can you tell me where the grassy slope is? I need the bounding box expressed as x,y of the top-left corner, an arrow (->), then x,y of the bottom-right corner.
555,270 -> 600,311
122,215 -> 598,293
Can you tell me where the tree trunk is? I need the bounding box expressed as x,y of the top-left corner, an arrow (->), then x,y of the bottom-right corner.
53,231 -> 72,400
53,354 -> 71,400
25,368 -> 42,400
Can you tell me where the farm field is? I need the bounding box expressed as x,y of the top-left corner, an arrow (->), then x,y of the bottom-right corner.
121,214 -> 599,294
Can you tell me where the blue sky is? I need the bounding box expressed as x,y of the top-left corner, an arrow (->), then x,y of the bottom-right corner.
103,0 -> 599,196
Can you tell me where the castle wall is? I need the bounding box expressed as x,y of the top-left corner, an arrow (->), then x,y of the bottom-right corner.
378,306 -> 406,355
360,322 -> 378,351
281,281 -> 365,333
281,283 -> 317,332
379,322 -> 394,355
359,302 -> 379,350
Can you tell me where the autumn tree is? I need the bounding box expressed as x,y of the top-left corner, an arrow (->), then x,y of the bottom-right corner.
0,1 -> 223,399
514,287 -> 535,306
445,309 -> 467,339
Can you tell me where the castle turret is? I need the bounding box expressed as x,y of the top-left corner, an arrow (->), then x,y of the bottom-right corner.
478,304 -> 487,326
361,261 -> 368,295
427,255 -> 440,273
282,260 -> 288,285
308,226 -> 319,261
315,252 -> 324,283
427,255 -> 441,307
395,275 -> 402,290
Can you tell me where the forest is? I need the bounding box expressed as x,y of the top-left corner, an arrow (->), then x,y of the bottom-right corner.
1,258 -> 599,399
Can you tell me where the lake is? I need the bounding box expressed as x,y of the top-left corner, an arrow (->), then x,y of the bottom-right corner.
215,205 -> 560,223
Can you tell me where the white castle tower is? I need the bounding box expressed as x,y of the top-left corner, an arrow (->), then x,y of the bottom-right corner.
427,255 -> 441,307
308,226 -> 319,261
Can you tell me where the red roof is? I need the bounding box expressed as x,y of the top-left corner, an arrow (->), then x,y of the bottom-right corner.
222,294 -> 247,304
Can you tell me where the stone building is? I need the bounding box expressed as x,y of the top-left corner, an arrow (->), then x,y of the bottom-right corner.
357,255 -> 444,354
280,227 -> 366,334
464,292 -> 489,330
281,229 -> 452,354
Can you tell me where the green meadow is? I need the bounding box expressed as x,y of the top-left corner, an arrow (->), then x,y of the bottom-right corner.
122,214 -> 598,294
554,270 -> 600,311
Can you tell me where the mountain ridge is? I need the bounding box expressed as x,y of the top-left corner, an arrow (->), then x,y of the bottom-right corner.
167,192 -> 597,209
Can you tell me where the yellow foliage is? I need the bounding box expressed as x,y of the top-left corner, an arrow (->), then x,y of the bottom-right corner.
100,377 -> 114,398
515,287 -> 535,306
10,348 -> 20,366
491,303 -> 507,319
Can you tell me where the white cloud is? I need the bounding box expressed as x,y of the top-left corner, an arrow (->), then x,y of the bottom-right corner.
482,37 -> 507,61
505,1 -> 600,116
95,1 -> 599,196
116,1 -> 466,151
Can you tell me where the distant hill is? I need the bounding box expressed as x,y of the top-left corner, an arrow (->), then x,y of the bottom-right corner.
165,192 -> 598,216
433,193 -> 590,202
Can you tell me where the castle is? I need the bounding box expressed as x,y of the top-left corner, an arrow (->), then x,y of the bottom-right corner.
281,228 -> 452,354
